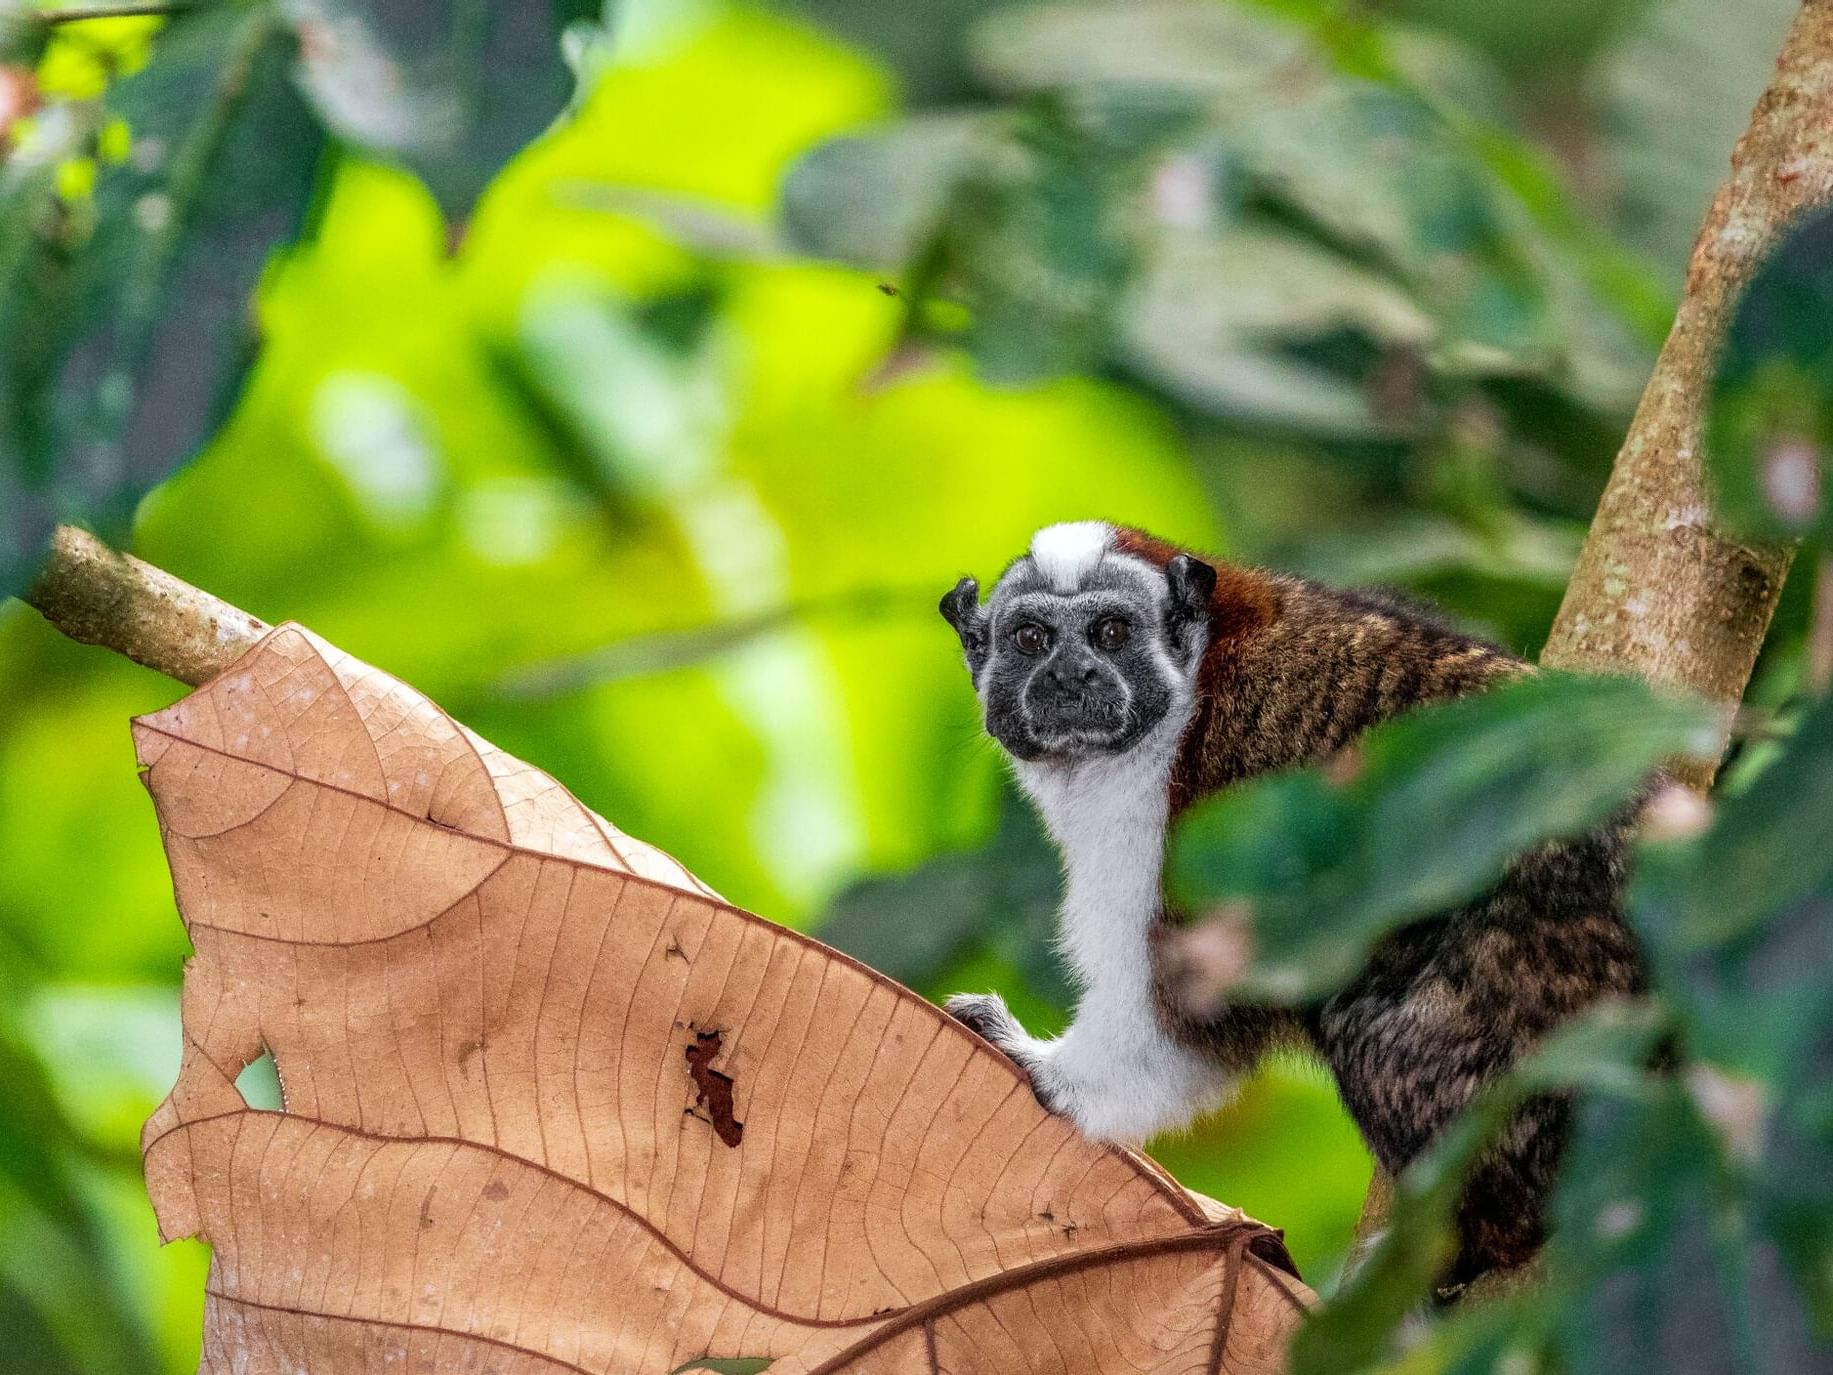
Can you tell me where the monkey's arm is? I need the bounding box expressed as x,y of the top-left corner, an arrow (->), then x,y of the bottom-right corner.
947,989 -> 1235,1143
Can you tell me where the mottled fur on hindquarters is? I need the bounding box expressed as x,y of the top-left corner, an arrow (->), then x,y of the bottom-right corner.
939,521 -> 1642,1291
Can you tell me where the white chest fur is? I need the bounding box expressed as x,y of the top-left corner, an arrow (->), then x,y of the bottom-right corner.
1015,716 -> 1180,993
1008,708 -> 1234,1142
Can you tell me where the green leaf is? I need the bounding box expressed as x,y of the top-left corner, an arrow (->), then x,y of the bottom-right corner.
68,7 -> 327,508
783,0 -> 1648,422
668,1358 -> 774,1375
1631,690 -> 1833,1328
779,114 -> 980,270
1598,0 -> 1800,280
1170,672 -> 1716,1002
1654,686 -> 1833,955
1119,228 -> 1435,438
0,1029 -> 93,1246
1548,1081 -> 1833,1372
1221,83 -> 1557,368
818,788 -> 1067,1004
942,93 -> 1197,384
1707,204 -> 1833,544
0,139 -> 67,592
283,0 -> 600,221
0,1023 -> 162,1373
791,0 -> 1024,107
0,3 -> 327,597
968,0 -> 1305,97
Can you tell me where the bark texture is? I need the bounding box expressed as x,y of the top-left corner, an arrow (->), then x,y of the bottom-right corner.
1540,0 -> 1833,786
24,525 -> 268,686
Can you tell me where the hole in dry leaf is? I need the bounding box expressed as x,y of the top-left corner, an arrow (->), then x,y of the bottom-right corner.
236,1050 -> 282,1111
685,1030 -> 744,1147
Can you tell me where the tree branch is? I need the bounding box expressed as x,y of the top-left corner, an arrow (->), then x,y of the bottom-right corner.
1539,0 -> 1833,788
23,525 -> 267,686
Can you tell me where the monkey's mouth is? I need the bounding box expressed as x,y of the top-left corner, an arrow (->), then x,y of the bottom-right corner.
1032,726 -> 1130,752
1014,700 -> 1133,755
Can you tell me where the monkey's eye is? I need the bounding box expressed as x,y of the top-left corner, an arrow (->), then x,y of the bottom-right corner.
1012,622 -> 1050,655
1092,617 -> 1131,651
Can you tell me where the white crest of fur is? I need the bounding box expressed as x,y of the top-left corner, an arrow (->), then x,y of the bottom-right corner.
1029,521 -> 1113,593
1006,670 -> 1234,1143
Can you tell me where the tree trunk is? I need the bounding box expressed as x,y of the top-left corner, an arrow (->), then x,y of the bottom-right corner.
1538,0 -> 1833,787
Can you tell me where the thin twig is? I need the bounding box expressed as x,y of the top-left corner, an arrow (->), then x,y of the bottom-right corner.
37,2 -> 188,22
486,586 -> 936,700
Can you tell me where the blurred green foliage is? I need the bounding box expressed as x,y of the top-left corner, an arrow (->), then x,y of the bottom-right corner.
0,0 -> 1827,1371
1268,676 -> 1833,1369
1709,205 -> 1833,548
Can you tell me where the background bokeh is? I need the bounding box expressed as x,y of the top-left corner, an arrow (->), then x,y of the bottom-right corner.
0,0 -> 1822,1370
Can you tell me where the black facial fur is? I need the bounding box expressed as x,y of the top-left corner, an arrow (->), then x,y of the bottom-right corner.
939,577 -> 989,679
941,552 -> 1203,762
1164,553 -> 1216,655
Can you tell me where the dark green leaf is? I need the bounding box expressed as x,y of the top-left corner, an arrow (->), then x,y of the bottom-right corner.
0,1024 -> 161,1372
0,141 -> 66,592
0,7 -> 49,66
1707,204 -> 1833,543
66,7 -> 327,515
779,115 -> 980,270
966,0 -> 1304,97
1549,1082 -> 1833,1372
1652,687 -> 1833,954
0,1030 -> 93,1245
0,1281 -> 88,1375
947,93 -> 1198,383
788,0 -> 1021,107
1170,673 -> 1715,1001
0,3 -> 327,596
0,72 -> 112,588
1599,0 -> 1800,280
1631,690 -> 1833,1326
284,0 -> 599,221
668,1358 -> 774,1375
1119,229 -> 1434,438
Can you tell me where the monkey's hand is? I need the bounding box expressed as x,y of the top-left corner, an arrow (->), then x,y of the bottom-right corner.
946,990 -> 1232,1144
943,992 -> 1067,1114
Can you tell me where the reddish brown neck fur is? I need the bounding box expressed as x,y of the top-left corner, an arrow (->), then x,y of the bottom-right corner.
1109,529 -> 1519,817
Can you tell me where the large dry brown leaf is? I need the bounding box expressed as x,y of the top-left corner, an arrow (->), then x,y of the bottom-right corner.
135,624 -> 1310,1374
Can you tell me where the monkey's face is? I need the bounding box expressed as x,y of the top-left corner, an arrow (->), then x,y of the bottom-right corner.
940,525 -> 1217,763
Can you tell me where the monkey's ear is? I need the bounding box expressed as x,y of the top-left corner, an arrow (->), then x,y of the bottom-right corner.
1164,554 -> 1217,653
939,576 -> 991,678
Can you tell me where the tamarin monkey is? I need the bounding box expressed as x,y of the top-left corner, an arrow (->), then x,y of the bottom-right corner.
939,521 -> 1641,1292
